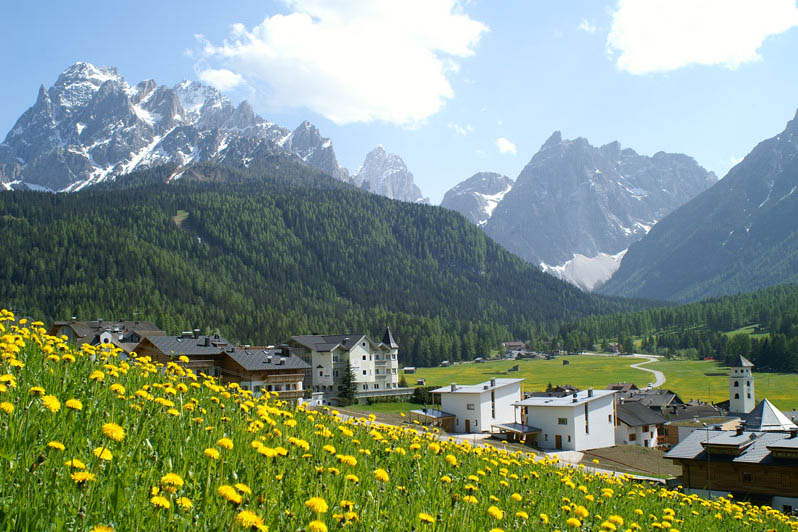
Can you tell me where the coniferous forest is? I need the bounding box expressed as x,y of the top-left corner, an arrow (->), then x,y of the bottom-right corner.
0,161 -> 648,365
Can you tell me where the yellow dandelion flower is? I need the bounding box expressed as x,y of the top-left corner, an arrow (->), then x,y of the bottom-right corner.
89,370 -> 104,382
204,448 -> 220,459
47,441 -> 65,451
102,422 -> 125,442
235,510 -> 265,529
566,517 -> 582,528
488,505 -> 504,520
419,512 -> 436,523
463,495 -> 478,504
608,515 -> 624,526
345,474 -> 359,483
218,485 -> 242,504
150,495 -> 171,509
441,475 -> 452,483
373,468 -> 389,483
510,493 -> 522,502
445,454 -> 458,466
601,521 -> 617,531
109,383 -> 125,395
235,483 -> 251,494
516,511 -> 529,519
65,458 -> 87,469
489,529 -> 505,532
217,437 -> 234,450
29,386 -> 45,395
70,471 -> 96,484
93,447 -> 113,461
307,521 -> 327,532
42,395 -> 61,412
90,525 -> 115,532
576,505 -> 590,518
160,473 -> 184,488
305,497 -> 329,513
0,401 -> 13,415
65,398 -> 83,411
176,497 -> 193,511
178,355 -> 190,363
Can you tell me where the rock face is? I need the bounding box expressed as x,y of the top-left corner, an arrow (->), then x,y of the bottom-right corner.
441,172 -> 513,225
600,109 -> 798,302
0,62 -> 349,191
353,146 -> 428,203
482,132 -> 716,290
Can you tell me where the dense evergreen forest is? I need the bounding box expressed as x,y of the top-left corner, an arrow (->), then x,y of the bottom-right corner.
557,285 -> 798,372
0,161 -> 647,366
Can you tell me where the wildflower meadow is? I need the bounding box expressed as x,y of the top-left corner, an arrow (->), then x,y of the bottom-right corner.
0,309 -> 795,531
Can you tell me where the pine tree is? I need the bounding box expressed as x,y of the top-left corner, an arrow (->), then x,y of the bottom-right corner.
339,360 -> 358,406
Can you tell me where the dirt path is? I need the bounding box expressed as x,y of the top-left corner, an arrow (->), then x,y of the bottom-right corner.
629,354 -> 666,387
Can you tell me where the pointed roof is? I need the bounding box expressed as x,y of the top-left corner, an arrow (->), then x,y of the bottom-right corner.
730,355 -> 754,368
382,327 -> 398,349
743,399 -> 798,432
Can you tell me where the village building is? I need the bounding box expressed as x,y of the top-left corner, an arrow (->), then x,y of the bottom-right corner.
503,341 -> 526,351
729,355 -> 756,414
48,318 -> 165,355
514,389 -> 617,451
615,400 -> 666,447
225,347 -> 310,402
616,388 -> 685,416
133,332 -> 233,376
431,378 -> 524,434
286,328 -> 400,398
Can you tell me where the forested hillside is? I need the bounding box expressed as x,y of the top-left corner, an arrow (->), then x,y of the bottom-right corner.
0,162 -> 646,366
558,285 -> 798,371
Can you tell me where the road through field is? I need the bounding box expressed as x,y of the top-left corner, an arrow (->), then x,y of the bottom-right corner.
629,354 -> 666,387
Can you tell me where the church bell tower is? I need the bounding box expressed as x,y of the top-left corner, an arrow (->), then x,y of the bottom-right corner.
729,355 -> 755,414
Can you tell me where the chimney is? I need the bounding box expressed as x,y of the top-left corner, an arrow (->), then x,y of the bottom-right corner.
572,392 -> 578,403
790,429 -> 798,439
450,383 -> 457,392
203,337 -> 210,347
736,427 -> 744,436
588,389 -> 594,398
193,329 -> 200,339
490,378 -> 496,387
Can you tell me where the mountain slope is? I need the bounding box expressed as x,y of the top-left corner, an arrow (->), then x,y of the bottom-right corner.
0,163 -> 649,366
0,62 -> 348,191
483,132 -> 716,290
600,110 -> 798,302
440,172 -> 513,225
353,146 -> 428,203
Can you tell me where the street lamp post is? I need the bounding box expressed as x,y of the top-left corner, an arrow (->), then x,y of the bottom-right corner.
703,422 -> 711,497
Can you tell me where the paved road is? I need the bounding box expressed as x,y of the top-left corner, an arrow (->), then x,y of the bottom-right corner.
629,354 -> 666,387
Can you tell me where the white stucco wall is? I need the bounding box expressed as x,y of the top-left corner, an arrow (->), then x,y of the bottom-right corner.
615,423 -> 659,447
525,394 -> 615,451
440,382 -> 522,433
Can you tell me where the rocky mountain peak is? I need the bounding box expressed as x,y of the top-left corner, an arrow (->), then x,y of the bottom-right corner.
441,172 -> 513,226
354,146 -> 427,203
542,130 -> 562,149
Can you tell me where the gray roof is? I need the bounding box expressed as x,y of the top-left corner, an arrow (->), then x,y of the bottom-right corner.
666,429 -> 798,465
227,349 -> 310,372
619,389 -> 683,408
432,378 -> 524,394
492,422 -> 541,434
617,401 -> 666,427
730,355 -> 754,368
51,320 -> 162,338
410,408 -> 456,419
743,399 -> 798,432
290,334 -> 368,352
146,335 -> 230,356
663,403 -> 727,421
382,327 -> 399,349
515,389 -> 615,407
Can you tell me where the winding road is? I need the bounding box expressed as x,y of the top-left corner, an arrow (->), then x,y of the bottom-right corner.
628,354 -> 666,387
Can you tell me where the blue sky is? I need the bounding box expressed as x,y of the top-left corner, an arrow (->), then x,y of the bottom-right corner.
2,0 -> 798,203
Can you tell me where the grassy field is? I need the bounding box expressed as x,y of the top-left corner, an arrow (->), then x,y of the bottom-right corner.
723,324 -> 770,339
404,356 -> 798,411
410,356 -> 656,392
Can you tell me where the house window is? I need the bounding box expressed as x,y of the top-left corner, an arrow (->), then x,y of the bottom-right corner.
558,418 -> 568,425
629,433 -> 637,441
334,371 -> 339,377
608,414 -> 612,423
362,385 -> 368,390
734,393 -> 740,399
734,381 -> 739,387
544,434 -> 548,441
362,342 -> 366,347
746,381 -> 751,386
747,393 -> 751,399
333,355 -> 339,362
567,435 -> 571,442
467,404 -> 475,411
375,384 -> 379,389
319,371 -> 323,377
362,370 -> 367,376
642,425 -> 649,432
742,472 -> 752,482
362,355 -> 367,360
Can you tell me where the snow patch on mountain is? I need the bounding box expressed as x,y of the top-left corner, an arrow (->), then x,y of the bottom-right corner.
541,249 -> 628,292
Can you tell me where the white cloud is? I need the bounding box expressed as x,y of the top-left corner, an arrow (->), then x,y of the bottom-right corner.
607,0 -> 798,75
448,122 -> 474,135
495,137 -> 517,155
578,19 -> 597,34
197,68 -> 245,91
197,0 -> 487,126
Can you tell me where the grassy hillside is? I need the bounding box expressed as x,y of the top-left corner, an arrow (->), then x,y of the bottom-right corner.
0,162 -> 649,366
1,310 -> 795,531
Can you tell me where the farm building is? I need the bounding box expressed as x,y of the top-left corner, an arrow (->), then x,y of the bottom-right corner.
514,389 -> 617,451
431,379 -> 523,434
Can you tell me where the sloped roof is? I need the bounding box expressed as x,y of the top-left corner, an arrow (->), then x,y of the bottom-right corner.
432,378 -> 524,394
145,335 -> 230,356
617,401 -> 666,427
666,430 -> 798,465
730,355 -> 754,368
743,399 -> 798,432
515,389 -> 615,407
619,389 -> 682,408
290,334 -> 368,352
382,327 -> 399,349
227,349 -> 310,372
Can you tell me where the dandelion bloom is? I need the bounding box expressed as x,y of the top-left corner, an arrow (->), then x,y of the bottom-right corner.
150,495 -> 171,509
540,513 -> 550,524
608,515 -> 624,526
70,471 -> 96,484
235,483 -> 251,494
600,522 -> 617,531
489,529 -> 506,532
218,485 -> 243,504
161,473 -> 184,488
307,521 -> 327,532
445,454 -> 457,466
65,398 -> 83,411
576,505 -> 590,518
178,355 -> 190,363
42,395 -> 61,412
373,468 -> 389,483
89,370 -> 104,382
0,401 -> 13,414
488,506 -> 504,520
441,475 -> 452,483
516,511 -> 529,520
511,493 -> 522,502
419,513 -> 436,524
65,458 -> 87,469
566,517 -> 582,528
305,497 -> 329,513
204,448 -> 220,459
217,437 -> 234,450
176,497 -> 193,510
29,386 -> 45,395
90,526 -> 115,532
102,423 -> 125,442
323,444 -> 336,454
463,495 -> 478,504
47,441 -> 65,451
235,510 -> 266,530
110,383 -> 125,395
